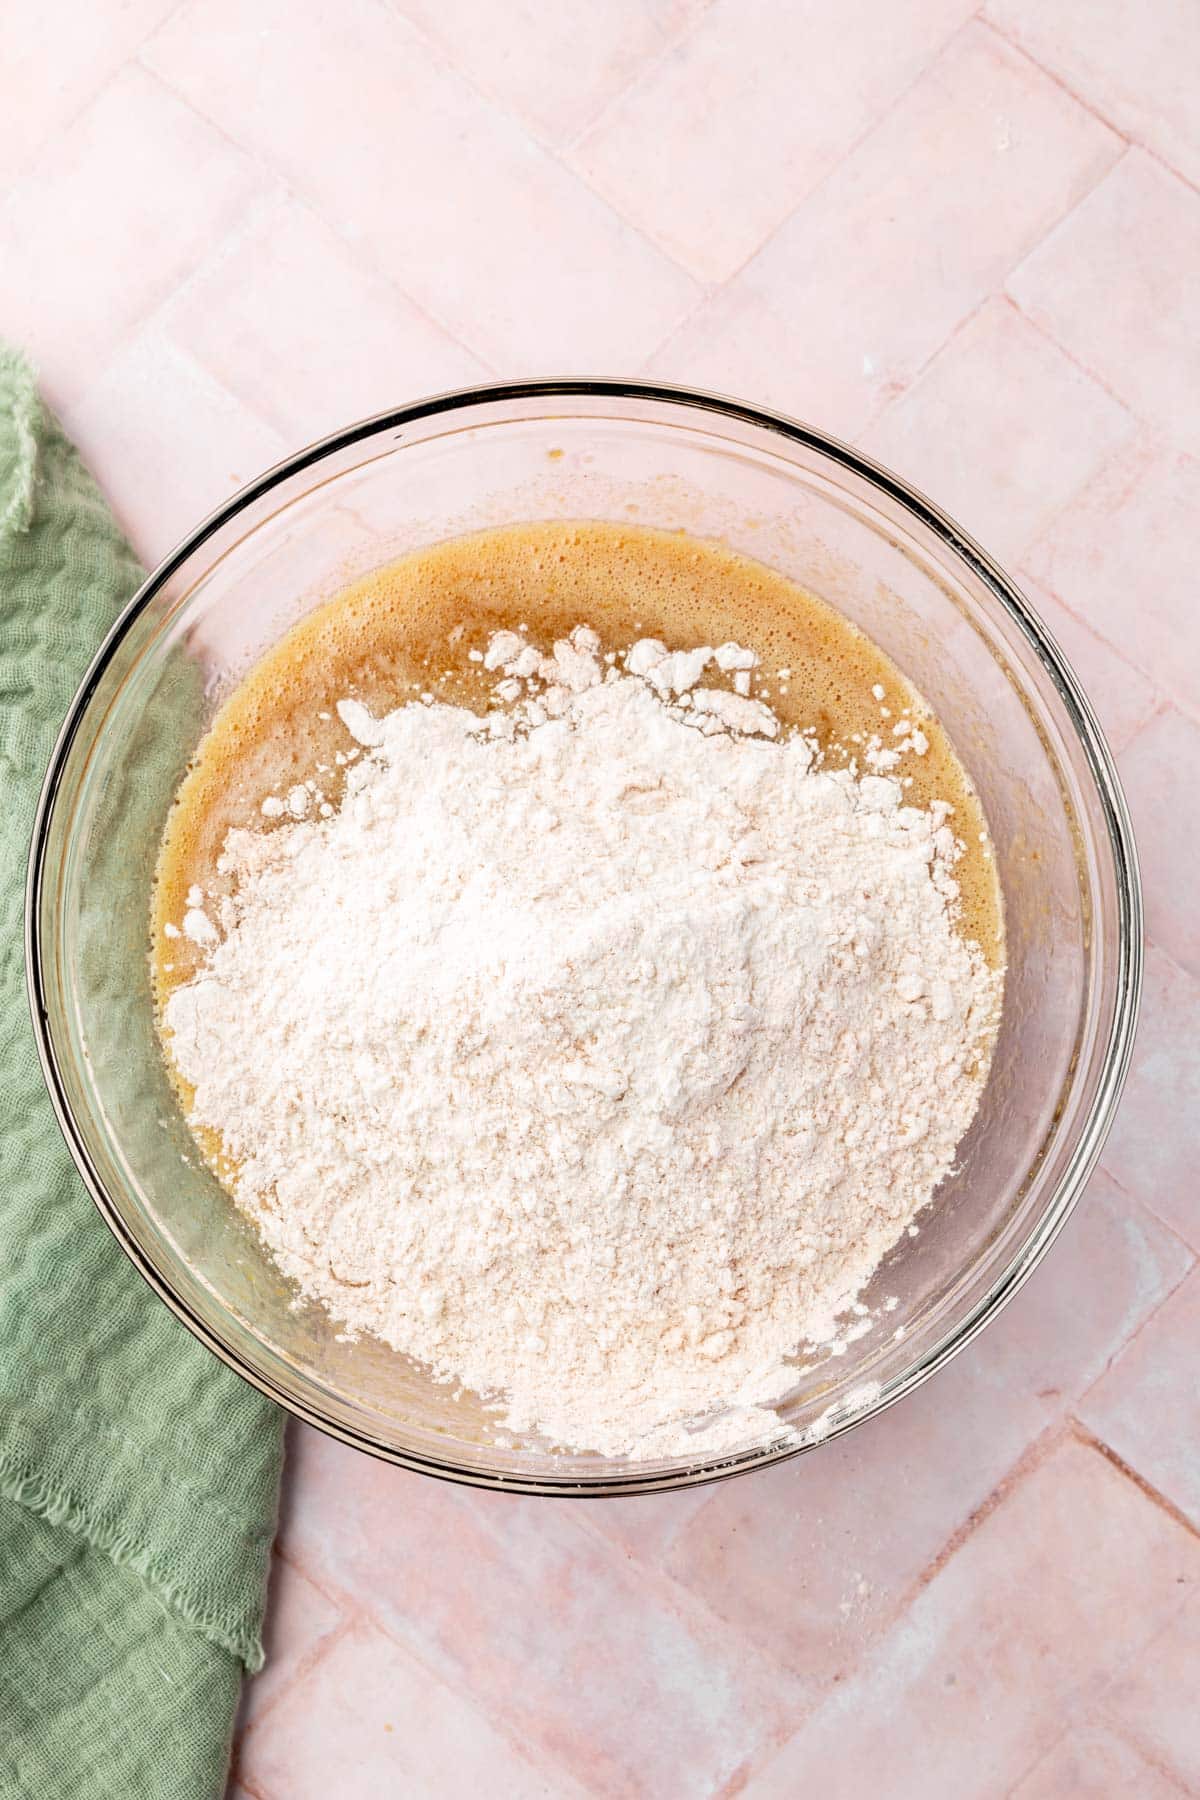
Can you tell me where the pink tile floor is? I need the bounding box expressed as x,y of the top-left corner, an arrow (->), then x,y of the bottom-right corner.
3,1 -> 1197,1792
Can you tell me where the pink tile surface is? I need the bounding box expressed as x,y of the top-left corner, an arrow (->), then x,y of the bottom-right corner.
0,64 -> 270,411
1022,437 -> 1200,723
582,1484 -> 714,1568
1077,1271 -> 1200,1530
60,328 -> 288,565
571,0 -> 979,283
1009,151 -> 1200,457
1099,948 -> 1200,1250
651,23 -> 1121,437
239,1617 -> 575,1799
0,3 -> 1194,1793
656,1169 -> 1190,1680
1118,708 -> 1200,982
392,0 -> 711,148
0,0 -> 178,186
162,196 -> 491,444
280,1426 -> 801,1797
1098,1595 -> 1200,1793
145,0 -> 699,372
986,0 -> 1200,189
1015,574 -> 1158,756
745,1438 -> 1200,1797
859,297 -> 1133,566
236,1554 -> 347,1739
1009,1724 -> 1186,1799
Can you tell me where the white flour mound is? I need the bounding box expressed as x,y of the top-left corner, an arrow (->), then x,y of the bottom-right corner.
165,628 -> 1002,1459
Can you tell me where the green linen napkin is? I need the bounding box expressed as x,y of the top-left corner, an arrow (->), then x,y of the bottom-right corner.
0,347 -> 284,1800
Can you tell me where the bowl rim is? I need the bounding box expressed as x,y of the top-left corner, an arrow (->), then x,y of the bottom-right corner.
25,377 -> 1143,1496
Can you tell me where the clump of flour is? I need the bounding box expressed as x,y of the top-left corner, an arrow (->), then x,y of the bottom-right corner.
164,627 -> 1002,1459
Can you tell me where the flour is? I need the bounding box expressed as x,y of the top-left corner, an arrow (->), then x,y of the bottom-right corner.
163,627 -> 1002,1460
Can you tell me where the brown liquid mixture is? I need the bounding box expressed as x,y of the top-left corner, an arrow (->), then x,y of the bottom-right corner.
153,521 -> 1004,1014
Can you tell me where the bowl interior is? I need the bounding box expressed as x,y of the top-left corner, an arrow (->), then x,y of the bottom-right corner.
30,387 -> 1138,1493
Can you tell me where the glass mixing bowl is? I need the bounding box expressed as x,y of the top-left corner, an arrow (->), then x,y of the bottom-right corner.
27,382 -> 1141,1495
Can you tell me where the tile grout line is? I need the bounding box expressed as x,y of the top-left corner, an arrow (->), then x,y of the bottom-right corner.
705,1426 -> 1066,1800
383,0 -> 720,162
848,273 -> 1142,538
570,1494 -> 702,1567
976,13 -> 1131,143
849,292 -> 997,446
272,1537 -> 369,1616
0,0 -> 188,199
558,0 -> 721,157
561,1486 -> 825,1691
145,183 -> 290,316
850,246 -> 1131,471
81,186 -> 287,408
889,1418 -> 1072,1609
1007,563 -> 1166,747
1002,1720 -> 1079,1798
852,278 -> 1123,500
233,1611 -> 358,1756
1005,283 -> 1141,423
1129,1198 -> 1200,1266
133,47 -> 504,382
1000,1710 -> 1192,1800
981,14 -> 1200,200
1138,931 -> 1200,976
1011,540 -> 1200,732
1117,683 -> 1197,748
1082,1586 -> 1200,1796
1140,141 -> 1200,202
737,1420 -> 1199,1800
359,0 -> 708,299
1068,1419 -> 1200,1542
1093,1165 -> 1200,1268
1106,663 -> 1195,738
31,60 -> 293,431
274,1531 -> 601,1795
56,330 -> 287,567
340,1601 -> 596,1795
633,286 -> 720,379
1076,1231 -> 1198,1392
1089,1686 -> 1198,1797
639,11 -> 1132,399
590,8 -> 1005,306
230,1766 -> 272,1800
117,178 -> 497,442
999,130 -> 1134,320
880,289 -> 1142,593
495,1485 -> 806,1691
1013,443 -> 1200,725
636,41 -> 965,375
722,1420 -> 1086,1798
280,1472 -> 815,1796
